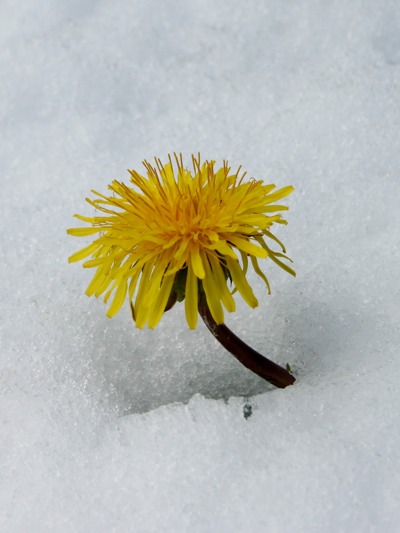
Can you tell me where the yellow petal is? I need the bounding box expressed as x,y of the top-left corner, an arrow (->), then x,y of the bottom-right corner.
250,256 -> 271,294
68,242 -> 99,263
73,214 -> 97,224
208,255 -> 235,313
228,236 -> 268,258
174,236 -> 190,259
190,244 -> 205,279
226,257 -> 258,308
85,269 -> 110,297
263,230 -> 286,253
106,280 -> 128,318
268,252 -> 296,277
148,273 -> 175,328
67,227 -> 101,237
83,256 -> 112,268
201,252 -> 224,324
257,205 -> 289,213
134,263 -> 153,328
185,263 -> 198,329
239,250 -> 249,276
210,240 -> 238,259
264,185 -> 294,204
128,266 -> 142,300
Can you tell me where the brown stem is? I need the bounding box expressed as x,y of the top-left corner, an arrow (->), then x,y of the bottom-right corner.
198,301 -> 295,389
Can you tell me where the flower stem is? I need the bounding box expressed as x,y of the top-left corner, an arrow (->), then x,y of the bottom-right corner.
198,301 -> 295,389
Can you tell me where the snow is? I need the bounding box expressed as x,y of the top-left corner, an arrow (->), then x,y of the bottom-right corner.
1,0 -> 400,531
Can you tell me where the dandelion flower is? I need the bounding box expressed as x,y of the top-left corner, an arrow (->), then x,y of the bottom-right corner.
68,154 -> 296,388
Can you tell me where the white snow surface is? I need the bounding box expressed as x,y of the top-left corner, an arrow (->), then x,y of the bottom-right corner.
1,0 -> 400,531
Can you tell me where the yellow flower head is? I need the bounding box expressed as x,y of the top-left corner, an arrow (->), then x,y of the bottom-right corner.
68,154 -> 295,329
